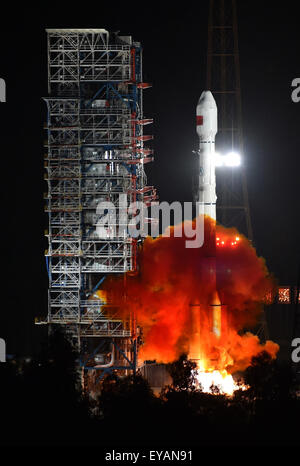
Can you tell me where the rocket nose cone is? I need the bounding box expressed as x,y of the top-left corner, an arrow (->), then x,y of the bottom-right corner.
198,90 -> 217,109
196,90 -> 218,138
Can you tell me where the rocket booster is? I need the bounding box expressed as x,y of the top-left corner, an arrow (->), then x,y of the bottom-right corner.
195,91 -> 218,220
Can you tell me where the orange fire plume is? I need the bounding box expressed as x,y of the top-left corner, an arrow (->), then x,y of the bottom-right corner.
101,216 -> 279,387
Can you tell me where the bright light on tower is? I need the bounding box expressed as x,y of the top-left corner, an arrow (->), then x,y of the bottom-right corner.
224,151 -> 241,167
214,151 -> 241,167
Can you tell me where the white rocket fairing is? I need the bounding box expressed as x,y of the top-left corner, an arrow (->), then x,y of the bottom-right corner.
196,91 -> 218,220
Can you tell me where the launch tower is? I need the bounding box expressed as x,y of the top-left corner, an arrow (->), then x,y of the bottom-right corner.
38,29 -> 156,385
207,0 -> 252,240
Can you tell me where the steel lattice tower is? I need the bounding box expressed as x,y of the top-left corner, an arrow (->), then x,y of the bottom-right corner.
207,2 -> 269,340
207,0 -> 252,240
37,29 -> 156,388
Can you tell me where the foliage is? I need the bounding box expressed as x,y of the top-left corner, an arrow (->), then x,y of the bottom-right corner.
0,342 -> 299,446
165,353 -> 197,391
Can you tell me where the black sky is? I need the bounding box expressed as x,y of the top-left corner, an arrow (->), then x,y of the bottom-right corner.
0,1 -> 299,355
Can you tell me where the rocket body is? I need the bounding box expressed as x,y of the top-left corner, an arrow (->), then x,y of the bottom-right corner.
196,91 -> 221,338
189,91 -> 222,364
195,91 -> 218,220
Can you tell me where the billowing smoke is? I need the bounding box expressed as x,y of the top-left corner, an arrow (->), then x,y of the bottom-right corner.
101,216 -> 279,373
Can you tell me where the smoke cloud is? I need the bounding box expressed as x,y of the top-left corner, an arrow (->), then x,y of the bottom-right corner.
101,216 -> 279,373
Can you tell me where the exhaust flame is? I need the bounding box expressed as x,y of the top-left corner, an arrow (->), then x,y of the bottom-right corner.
194,370 -> 245,396
101,216 -> 279,385
193,358 -> 248,395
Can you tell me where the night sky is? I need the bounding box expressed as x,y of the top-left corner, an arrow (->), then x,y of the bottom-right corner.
0,1 -> 299,355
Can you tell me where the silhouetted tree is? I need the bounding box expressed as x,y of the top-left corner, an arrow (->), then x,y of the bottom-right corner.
1,338 -> 300,447
165,353 -> 197,391
244,351 -> 296,401
99,373 -> 157,418
96,374 -> 163,444
0,329 -> 91,445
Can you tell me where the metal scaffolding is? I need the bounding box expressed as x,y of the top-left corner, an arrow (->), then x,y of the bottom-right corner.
37,29 -> 156,386
207,1 -> 270,341
207,0 -> 253,240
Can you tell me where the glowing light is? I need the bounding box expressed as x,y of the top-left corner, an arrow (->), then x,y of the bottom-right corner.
216,235 -> 241,247
224,151 -> 241,167
194,369 -> 247,396
215,151 -> 241,167
278,287 -> 291,304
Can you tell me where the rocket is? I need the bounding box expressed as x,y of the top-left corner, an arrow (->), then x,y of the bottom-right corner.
195,90 -> 218,220
197,90 -> 222,337
189,91 -> 223,363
